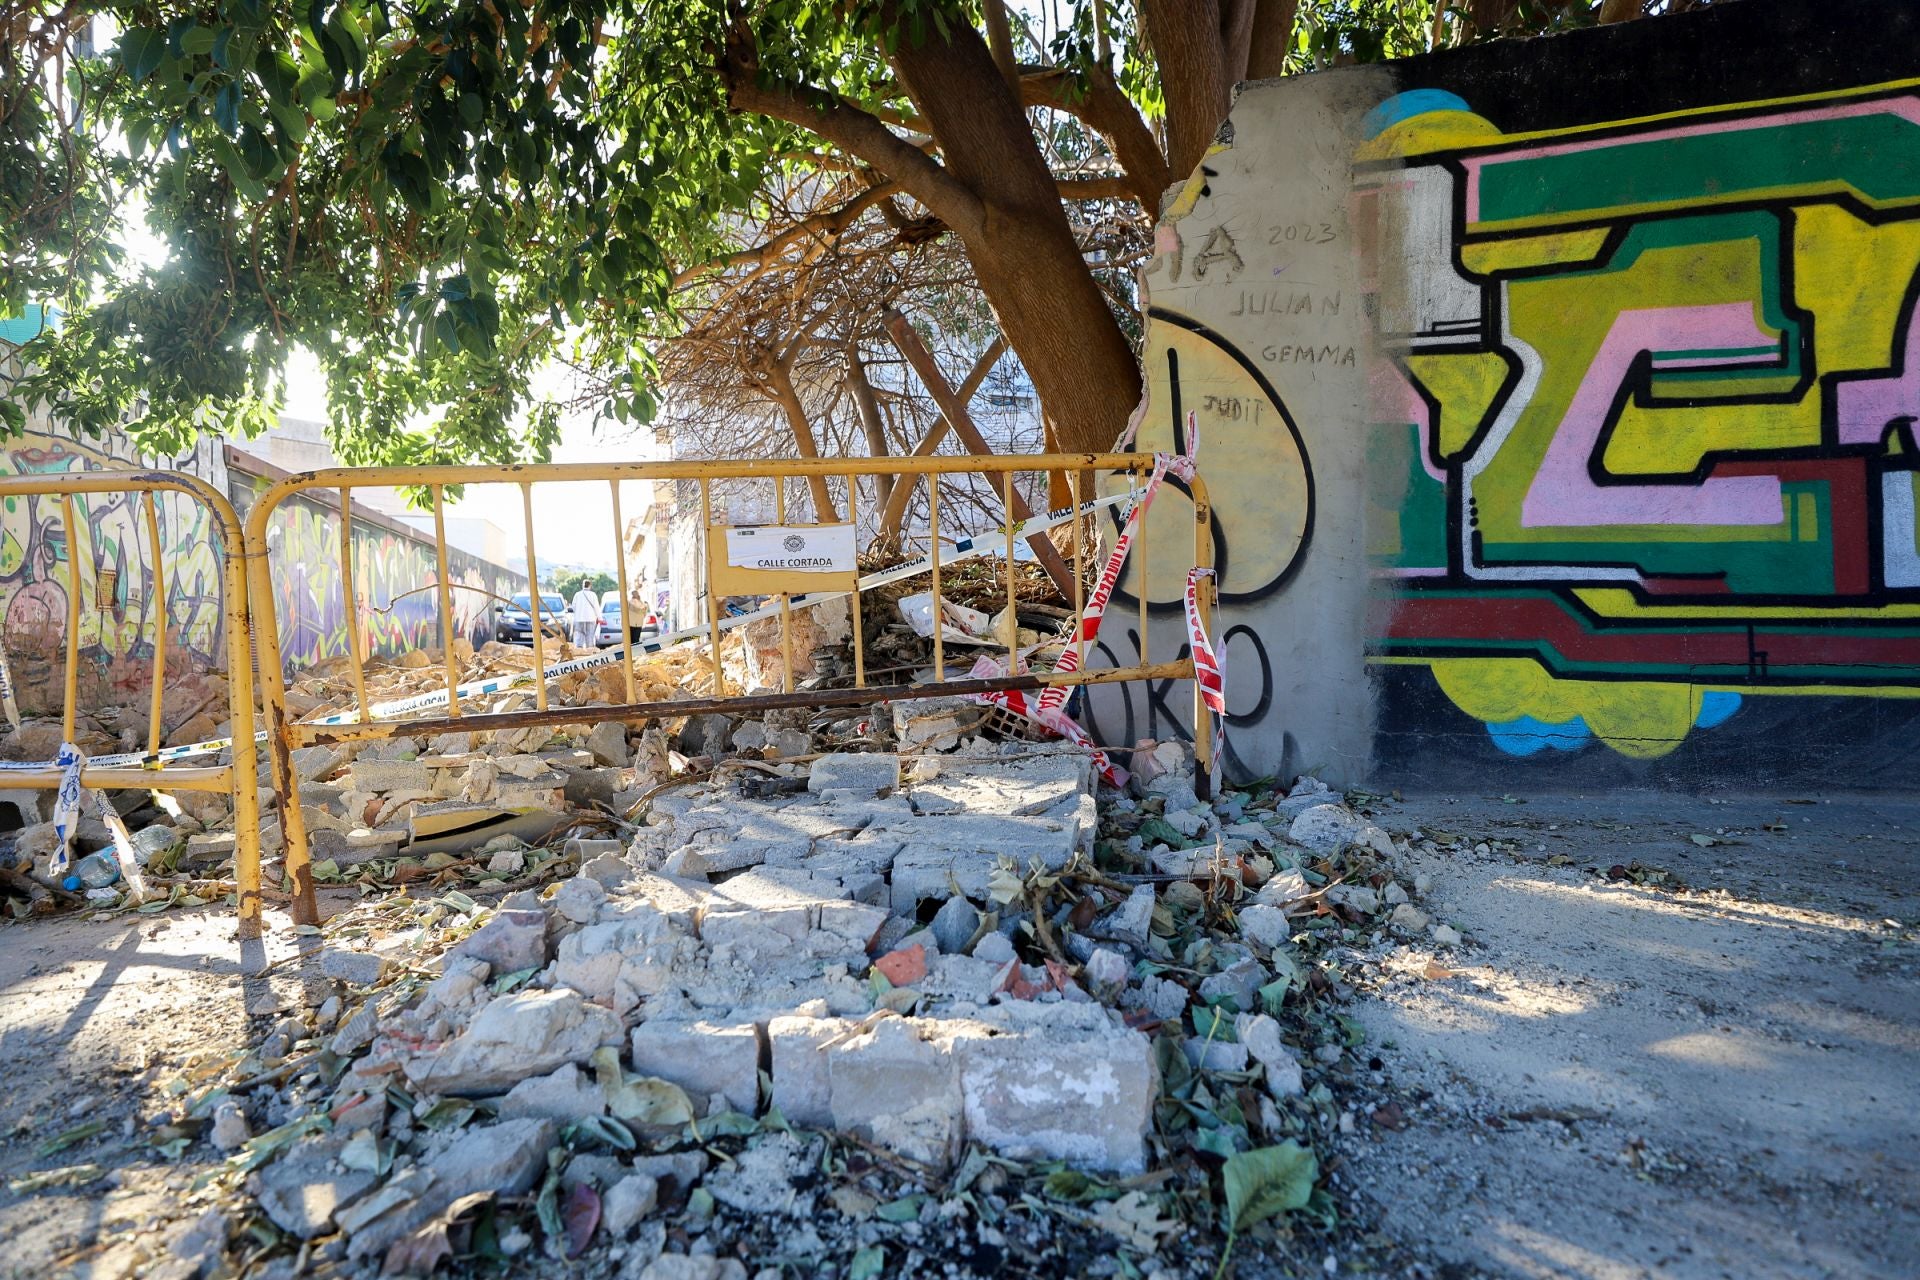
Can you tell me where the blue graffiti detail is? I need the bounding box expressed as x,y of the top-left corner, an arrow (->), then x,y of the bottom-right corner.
1694,690 -> 1743,729
1361,90 -> 1475,139
1486,714 -> 1592,756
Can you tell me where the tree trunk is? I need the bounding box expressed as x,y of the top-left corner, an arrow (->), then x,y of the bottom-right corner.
1246,0 -> 1301,79
886,17 -> 1142,456
763,357 -> 842,523
1141,0 -> 1237,179
876,334 -> 1008,538
845,343 -> 894,511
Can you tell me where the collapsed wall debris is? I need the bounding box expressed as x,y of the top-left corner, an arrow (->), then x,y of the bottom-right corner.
70,706 -> 1461,1277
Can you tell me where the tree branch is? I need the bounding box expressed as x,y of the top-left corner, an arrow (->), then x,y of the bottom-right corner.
671,180 -> 900,289
1021,67 -> 1171,213
720,31 -> 984,238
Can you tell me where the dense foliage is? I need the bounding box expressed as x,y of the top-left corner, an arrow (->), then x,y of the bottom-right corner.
0,1 -> 1679,464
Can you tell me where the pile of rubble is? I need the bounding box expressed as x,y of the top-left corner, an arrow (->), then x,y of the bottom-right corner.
35,725 -> 1473,1280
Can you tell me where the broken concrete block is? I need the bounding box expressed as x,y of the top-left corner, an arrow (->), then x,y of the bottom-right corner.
585,720 -> 629,767
1238,903 -> 1291,951
1236,1013 -> 1304,1097
290,744 -> 349,785
434,1117 -> 557,1200
346,758 -> 430,793
406,989 -> 622,1094
1288,803 -> 1364,855
767,1015 -> 848,1127
893,696 -> 980,750
829,1018 -> 963,1168
1253,867 -> 1312,909
1184,1036 -> 1249,1073
255,1155 -> 377,1240
633,1255 -> 748,1280
553,874 -> 607,925
930,896 -> 981,955
602,1173 -> 659,1238
208,1098 -> 251,1152
452,907 -> 549,975
807,753 -> 900,796
703,1130 -> 821,1217
580,851 -> 635,889
954,1013 -> 1157,1173
1197,951 -> 1264,1011
972,931 -> 1016,966
629,1019 -> 763,1114
499,1063 -> 608,1124
1103,884 -> 1156,947
551,907 -> 690,1017
700,868 -> 835,943
1389,903 -> 1430,933
317,948 -> 385,986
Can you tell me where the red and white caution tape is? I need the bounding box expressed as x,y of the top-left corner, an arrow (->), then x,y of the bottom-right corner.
971,413 -> 1222,785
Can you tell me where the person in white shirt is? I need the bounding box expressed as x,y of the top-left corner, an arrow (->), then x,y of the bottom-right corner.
569,586 -> 600,648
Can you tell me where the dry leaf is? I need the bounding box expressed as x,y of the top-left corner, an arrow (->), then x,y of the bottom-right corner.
1422,960 -> 1456,981
382,1191 -> 491,1276
562,1181 -> 600,1258
1089,1189 -> 1175,1253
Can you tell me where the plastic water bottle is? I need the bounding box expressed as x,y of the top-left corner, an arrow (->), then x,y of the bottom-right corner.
63,851 -> 121,892
128,825 -> 177,866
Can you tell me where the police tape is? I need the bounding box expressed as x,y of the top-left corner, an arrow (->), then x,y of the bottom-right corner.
0,482 -> 1142,771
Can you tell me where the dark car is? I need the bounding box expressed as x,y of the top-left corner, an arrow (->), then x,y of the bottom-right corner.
497,592 -> 565,644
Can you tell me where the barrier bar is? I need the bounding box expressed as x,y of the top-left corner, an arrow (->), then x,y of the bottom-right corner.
610,479 -> 637,704
430,485 -> 461,718
339,487 -> 370,722
59,493 -> 80,746
929,474 -> 944,683
142,492 -> 168,762
520,482 -> 548,712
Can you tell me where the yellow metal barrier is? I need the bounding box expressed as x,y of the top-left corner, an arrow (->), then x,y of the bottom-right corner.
0,472 -> 267,936
243,454 -> 1215,927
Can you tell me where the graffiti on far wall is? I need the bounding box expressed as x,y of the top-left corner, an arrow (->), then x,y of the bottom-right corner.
1360,81 -> 1920,760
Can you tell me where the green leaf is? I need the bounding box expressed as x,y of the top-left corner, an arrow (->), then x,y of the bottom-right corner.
874,1194 -> 925,1223
179,24 -> 218,57
849,1246 -> 885,1279
120,27 -> 168,81
1221,1142 -> 1317,1235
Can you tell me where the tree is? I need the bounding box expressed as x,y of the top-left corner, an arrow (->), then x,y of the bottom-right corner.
0,1 -> 1689,465
551,568 -> 617,600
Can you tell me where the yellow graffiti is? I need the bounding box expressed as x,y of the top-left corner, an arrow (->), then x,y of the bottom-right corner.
1426,657 -> 1714,758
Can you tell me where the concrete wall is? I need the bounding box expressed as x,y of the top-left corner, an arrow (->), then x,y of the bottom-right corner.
1101,0 -> 1920,790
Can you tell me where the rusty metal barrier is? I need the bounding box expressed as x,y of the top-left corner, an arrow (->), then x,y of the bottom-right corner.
243,454 -> 1215,926
0,472 -> 267,935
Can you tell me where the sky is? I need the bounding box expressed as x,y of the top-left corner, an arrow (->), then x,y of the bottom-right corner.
281,350 -> 662,574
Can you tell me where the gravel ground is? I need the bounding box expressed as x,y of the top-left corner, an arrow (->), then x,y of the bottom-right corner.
1341,790 -> 1920,1280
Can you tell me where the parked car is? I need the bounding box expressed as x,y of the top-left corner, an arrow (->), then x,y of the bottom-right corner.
598,598 -> 659,646
497,592 -> 565,643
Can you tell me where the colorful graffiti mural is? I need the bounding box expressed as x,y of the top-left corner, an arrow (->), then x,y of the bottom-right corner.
1359,80 -> 1920,762
0,416 -> 231,712
241,478 -> 522,671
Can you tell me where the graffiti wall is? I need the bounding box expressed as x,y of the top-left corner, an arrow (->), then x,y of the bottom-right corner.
229,462 -> 525,672
0,339 -> 232,714
1114,0 -> 1920,788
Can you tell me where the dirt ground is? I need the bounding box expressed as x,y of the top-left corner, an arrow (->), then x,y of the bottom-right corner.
0,892 -> 358,1279
1347,790 -> 1920,1280
0,795 -> 1914,1280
